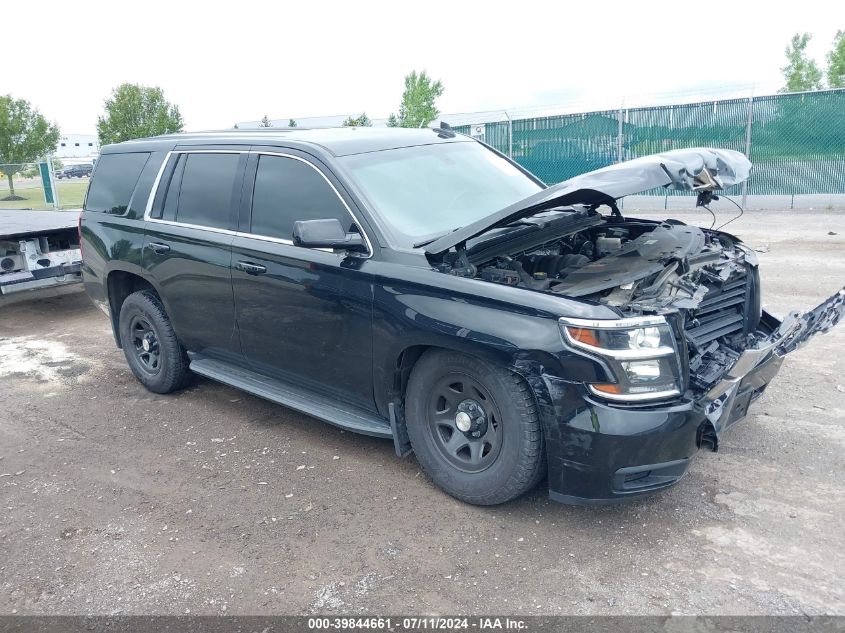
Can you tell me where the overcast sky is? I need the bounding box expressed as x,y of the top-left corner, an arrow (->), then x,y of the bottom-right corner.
6,0 -> 843,134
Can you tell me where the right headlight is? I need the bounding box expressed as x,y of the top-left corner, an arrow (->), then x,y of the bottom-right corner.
559,315 -> 682,402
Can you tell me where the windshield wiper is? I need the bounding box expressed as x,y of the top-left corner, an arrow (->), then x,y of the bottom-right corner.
413,227 -> 462,249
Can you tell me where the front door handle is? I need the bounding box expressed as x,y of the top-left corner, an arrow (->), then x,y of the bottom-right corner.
146,242 -> 171,254
237,261 -> 267,275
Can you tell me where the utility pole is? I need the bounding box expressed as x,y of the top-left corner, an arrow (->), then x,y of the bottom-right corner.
741,95 -> 753,210
617,102 -> 625,210
504,111 -> 513,158
616,103 -> 624,163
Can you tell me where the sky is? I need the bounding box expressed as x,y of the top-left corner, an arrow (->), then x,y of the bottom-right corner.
5,0 -> 843,134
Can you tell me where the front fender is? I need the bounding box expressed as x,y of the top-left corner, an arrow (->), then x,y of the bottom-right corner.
370,270 -> 616,418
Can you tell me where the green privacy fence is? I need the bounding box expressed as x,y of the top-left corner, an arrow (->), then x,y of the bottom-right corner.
453,89 -> 845,196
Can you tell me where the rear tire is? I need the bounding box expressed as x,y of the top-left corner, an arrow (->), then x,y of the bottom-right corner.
405,350 -> 545,505
118,290 -> 191,394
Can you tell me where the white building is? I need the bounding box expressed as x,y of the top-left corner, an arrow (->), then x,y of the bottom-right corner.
55,134 -> 99,163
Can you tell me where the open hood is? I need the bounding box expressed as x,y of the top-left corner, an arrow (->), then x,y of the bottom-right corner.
425,148 -> 751,256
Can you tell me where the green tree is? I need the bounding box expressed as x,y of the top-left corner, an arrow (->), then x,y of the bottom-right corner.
397,70 -> 444,128
259,115 -> 273,128
780,33 -> 823,93
97,83 -> 183,145
386,113 -> 399,127
0,95 -> 60,200
288,119 -> 297,128
342,113 -> 372,127
827,30 -> 845,88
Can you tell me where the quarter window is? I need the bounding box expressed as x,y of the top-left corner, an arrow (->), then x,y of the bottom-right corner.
85,152 -> 150,214
250,155 -> 353,240
160,154 -> 186,222
174,153 -> 241,229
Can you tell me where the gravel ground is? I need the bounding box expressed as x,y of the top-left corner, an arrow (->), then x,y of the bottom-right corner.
0,210 -> 843,616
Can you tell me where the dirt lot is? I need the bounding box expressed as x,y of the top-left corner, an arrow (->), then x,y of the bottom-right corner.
0,210 -> 843,616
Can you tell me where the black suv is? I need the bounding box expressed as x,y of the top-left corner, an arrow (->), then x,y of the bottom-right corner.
79,128 -> 844,505
57,164 -> 93,179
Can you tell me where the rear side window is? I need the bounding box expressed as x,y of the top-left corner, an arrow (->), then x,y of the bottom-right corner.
85,153 -> 150,214
174,153 -> 241,229
250,155 -> 353,240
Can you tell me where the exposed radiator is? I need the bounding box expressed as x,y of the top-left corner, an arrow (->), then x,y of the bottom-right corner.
686,274 -> 750,347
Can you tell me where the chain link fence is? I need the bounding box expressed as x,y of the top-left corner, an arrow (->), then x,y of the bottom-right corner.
4,91 -> 844,210
453,89 -> 845,201
0,161 -> 89,210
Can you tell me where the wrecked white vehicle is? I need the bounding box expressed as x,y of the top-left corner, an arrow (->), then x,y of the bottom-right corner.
0,209 -> 83,295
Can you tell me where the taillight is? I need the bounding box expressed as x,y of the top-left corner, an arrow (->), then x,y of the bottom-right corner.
78,211 -> 84,259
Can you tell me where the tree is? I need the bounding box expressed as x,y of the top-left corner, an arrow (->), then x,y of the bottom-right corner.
258,115 -> 273,128
342,113 -> 372,127
97,83 -> 183,145
0,95 -> 60,200
780,33 -> 823,93
288,119 -> 297,128
827,30 -> 845,88
233,123 -> 239,129
397,70 -> 444,128
386,113 -> 399,127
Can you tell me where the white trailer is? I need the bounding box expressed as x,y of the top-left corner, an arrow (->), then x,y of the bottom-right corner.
0,209 -> 82,295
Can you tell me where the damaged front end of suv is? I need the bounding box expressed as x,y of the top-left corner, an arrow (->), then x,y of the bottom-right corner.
424,148 -> 844,501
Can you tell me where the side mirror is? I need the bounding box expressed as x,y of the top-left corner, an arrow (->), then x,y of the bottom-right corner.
292,218 -> 367,253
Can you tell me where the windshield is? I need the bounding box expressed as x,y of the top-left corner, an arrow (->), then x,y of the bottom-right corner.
338,141 -> 543,248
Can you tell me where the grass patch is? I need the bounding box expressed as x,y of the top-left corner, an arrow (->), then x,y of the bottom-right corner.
0,179 -> 88,210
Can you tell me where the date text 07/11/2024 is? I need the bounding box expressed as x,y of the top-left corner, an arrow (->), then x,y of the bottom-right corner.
306,616 -> 528,630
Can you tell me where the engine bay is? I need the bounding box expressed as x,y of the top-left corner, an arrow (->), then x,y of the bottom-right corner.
433,214 -> 767,395
421,148 -> 844,417
442,218 -> 749,308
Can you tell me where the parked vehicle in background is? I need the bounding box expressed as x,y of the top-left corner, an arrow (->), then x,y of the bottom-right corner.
78,127 -> 844,506
56,164 -> 93,179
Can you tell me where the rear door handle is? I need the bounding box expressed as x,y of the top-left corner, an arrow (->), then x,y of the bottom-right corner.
237,261 -> 267,275
146,242 -> 171,254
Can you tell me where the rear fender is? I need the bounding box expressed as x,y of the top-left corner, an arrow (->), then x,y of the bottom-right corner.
103,263 -> 169,347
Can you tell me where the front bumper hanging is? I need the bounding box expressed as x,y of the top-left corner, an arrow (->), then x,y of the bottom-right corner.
544,287 -> 845,505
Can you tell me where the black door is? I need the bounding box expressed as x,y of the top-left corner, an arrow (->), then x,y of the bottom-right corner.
231,151 -> 375,410
142,151 -> 247,363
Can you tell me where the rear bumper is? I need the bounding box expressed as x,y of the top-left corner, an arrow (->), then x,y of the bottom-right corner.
540,347 -> 784,505
0,262 -> 82,295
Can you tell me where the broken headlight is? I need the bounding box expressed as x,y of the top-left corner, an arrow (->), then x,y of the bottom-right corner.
559,315 -> 682,402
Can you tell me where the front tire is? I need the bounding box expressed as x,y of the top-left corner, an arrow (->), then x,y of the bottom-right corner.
118,290 -> 190,394
405,350 -> 545,505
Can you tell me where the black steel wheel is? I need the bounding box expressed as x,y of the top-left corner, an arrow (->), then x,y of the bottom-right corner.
128,315 -> 162,375
118,290 -> 191,394
426,373 -> 503,474
405,350 -> 546,505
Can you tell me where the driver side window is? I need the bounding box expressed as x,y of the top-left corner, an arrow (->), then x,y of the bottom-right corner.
250,155 -> 354,241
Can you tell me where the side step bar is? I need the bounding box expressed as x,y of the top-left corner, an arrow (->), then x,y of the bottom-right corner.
190,358 -> 394,439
